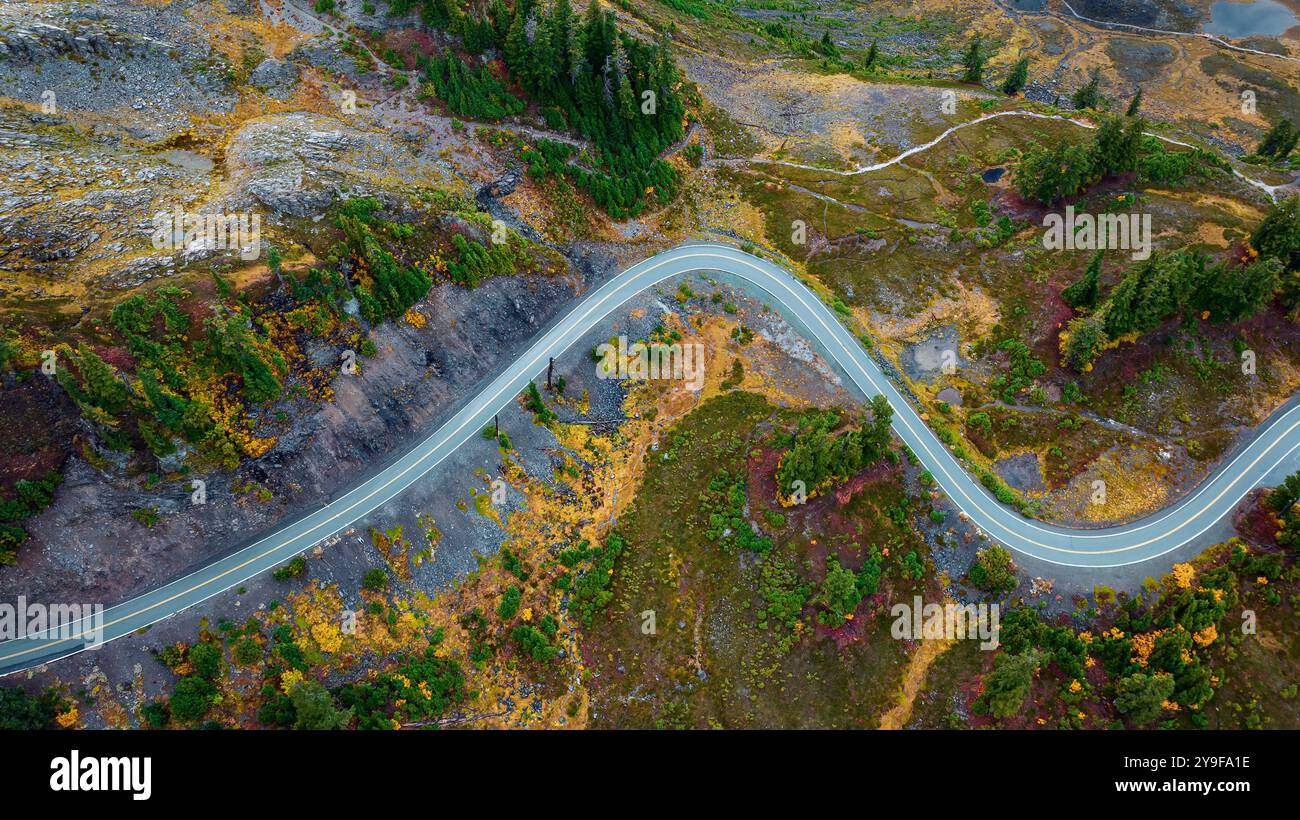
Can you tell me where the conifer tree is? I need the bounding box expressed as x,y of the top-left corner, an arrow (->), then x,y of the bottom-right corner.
504,7 -> 530,75
1061,310 -> 1109,371
610,36 -> 636,119
1103,250 -> 1206,338
1258,119 -> 1298,159
531,10 -> 559,94
1072,67 -> 1104,110
961,35 -> 985,84
71,344 -> 128,415
1062,251 -> 1103,309
1014,139 -> 1093,204
1000,57 -> 1029,95
1252,195 -> 1300,271
1119,114 -> 1145,170
1195,257 -> 1282,322
1126,86 -> 1143,116
1090,115 -> 1126,176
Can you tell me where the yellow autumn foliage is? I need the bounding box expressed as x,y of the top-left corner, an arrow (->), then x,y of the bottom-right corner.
1130,630 -> 1160,667
312,621 -> 343,654
55,705 -> 79,728
280,668 -> 305,694
403,308 -> 427,329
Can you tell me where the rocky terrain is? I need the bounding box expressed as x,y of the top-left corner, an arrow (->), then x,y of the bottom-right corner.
7,253 -> 605,605
0,0 -> 630,607
1,0 -> 1295,617
2,0 -> 1300,733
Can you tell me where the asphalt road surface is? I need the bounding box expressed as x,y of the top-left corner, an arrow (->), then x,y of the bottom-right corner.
3,243 -> 1298,674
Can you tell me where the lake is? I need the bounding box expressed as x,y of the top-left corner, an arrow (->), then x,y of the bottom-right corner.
1204,0 -> 1299,38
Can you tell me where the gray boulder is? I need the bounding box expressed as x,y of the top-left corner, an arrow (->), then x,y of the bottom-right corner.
248,58 -> 300,100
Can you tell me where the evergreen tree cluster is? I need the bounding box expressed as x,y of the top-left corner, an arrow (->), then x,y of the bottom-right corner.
0,686 -> 63,729
567,533 -> 627,626
1268,470 -> 1300,515
95,286 -> 288,466
446,232 -> 527,287
206,314 -> 286,405
334,197 -> 433,323
1014,114 -> 1145,205
974,649 -> 1043,719
1135,136 -> 1230,185
1060,249 -> 1282,370
816,555 -> 880,627
1195,256 -> 1284,324
389,0 -> 498,52
393,0 -> 688,219
985,554 -> 1256,726
418,52 -> 524,120
1256,118 -> 1300,161
1274,475 -> 1300,550
968,545 -> 1017,593
1101,249 -> 1207,338
0,472 -> 61,565
510,0 -> 686,216
776,395 -> 893,500
1250,195 -> 1300,317
1017,114 -> 1228,204
991,338 -> 1046,404
699,470 -> 773,554
5,282 -> 297,508
757,19 -> 845,63
1267,470 -> 1300,548
335,636 -> 469,729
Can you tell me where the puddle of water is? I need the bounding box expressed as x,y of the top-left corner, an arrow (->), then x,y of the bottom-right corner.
158,149 -> 214,173
1204,0 -> 1298,38
897,217 -> 939,230
981,166 -> 1006,183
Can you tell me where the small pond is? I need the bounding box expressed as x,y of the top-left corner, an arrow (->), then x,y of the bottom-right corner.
981,166 -> 1007,183
158,149 -> 214,173
1204,0 -> 1298,38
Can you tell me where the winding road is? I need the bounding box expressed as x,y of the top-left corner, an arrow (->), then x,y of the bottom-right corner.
2,243 -> 1299,675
